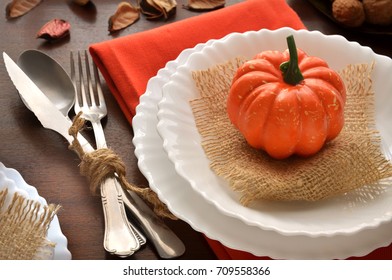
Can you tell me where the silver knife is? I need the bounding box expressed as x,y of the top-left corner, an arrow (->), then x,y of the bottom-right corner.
4,52 -> 91,151
3,52 -> 185,259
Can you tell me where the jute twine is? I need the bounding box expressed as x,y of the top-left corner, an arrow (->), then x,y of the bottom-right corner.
190,59 -> 392,206
0,188 -> 60,260
68,112 -> 176,220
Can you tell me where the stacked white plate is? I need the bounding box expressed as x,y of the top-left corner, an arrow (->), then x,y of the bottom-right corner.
132,27 -> 392,259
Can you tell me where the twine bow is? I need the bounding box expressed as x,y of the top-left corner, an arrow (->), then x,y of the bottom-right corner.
68,112 -> 176,220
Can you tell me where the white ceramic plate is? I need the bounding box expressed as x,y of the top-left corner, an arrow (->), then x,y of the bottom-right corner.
132,31 -> 392,259
0,162 -> 71,260
156,27 -> 392,237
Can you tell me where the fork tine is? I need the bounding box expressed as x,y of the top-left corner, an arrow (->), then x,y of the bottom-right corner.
71,51 -> 84,111
72,49 -> 108,123
77,51 -> 89,107
84,50 -> 96,106
92,57 -> 105,109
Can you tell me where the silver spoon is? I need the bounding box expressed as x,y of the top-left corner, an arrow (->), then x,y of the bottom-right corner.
17,50 -> 75,117
17,49 -> 185,259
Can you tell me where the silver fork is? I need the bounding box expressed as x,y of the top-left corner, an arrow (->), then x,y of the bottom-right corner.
70,50 -> 146,257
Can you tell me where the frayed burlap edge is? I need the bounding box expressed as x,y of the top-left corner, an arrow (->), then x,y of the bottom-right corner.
190,59 -> 392,206
0,188 -> 60,260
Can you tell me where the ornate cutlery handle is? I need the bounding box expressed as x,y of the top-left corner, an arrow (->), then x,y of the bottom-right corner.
121,186 -> 185,259
100,177 -> 145,257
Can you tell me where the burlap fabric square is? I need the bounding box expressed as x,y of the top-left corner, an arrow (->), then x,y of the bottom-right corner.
0,188 -> 60,260
190,59 -> 392,206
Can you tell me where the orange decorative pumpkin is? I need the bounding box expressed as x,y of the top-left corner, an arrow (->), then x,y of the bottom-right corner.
227,35 -> 346,159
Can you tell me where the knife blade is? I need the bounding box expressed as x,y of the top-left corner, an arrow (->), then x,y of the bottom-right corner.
3,52 -> 93,152
3,51 -> 185,259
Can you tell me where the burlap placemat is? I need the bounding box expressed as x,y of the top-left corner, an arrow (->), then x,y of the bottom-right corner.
190,59 -> 392,206
0,188 -> 60,260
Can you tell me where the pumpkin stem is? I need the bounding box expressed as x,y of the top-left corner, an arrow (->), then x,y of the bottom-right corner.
280,35 -> 304,85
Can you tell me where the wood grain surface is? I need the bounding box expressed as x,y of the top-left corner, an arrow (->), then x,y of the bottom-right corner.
0,0 -> 390,260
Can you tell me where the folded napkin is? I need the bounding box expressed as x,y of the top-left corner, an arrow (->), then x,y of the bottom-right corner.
89,0 -> 392,260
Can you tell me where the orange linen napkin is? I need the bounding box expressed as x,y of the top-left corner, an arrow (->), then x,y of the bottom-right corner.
89,0 -> 305,125
89,0 -> 391,260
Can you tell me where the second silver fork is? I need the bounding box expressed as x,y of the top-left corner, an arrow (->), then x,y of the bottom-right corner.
71,50 -> 146,257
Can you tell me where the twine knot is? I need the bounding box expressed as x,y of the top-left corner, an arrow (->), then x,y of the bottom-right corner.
80,148 -> 125,195
68,112 -> 176,220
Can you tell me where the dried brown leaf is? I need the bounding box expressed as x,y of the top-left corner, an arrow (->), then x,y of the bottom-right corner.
36,19 -> 71,41
140,0 -> 177,20
108,2 -> 140,33
6,0 -> 42,18
184,0 -> 225,11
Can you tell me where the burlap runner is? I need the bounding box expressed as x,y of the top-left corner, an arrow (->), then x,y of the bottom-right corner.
191,59 -> 392,206
0,188 -> 60,260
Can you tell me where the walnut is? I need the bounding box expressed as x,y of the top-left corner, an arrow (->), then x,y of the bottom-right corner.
332,0 -> 366,27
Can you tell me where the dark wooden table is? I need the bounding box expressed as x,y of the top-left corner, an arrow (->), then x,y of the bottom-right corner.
0,0 -> 391,260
